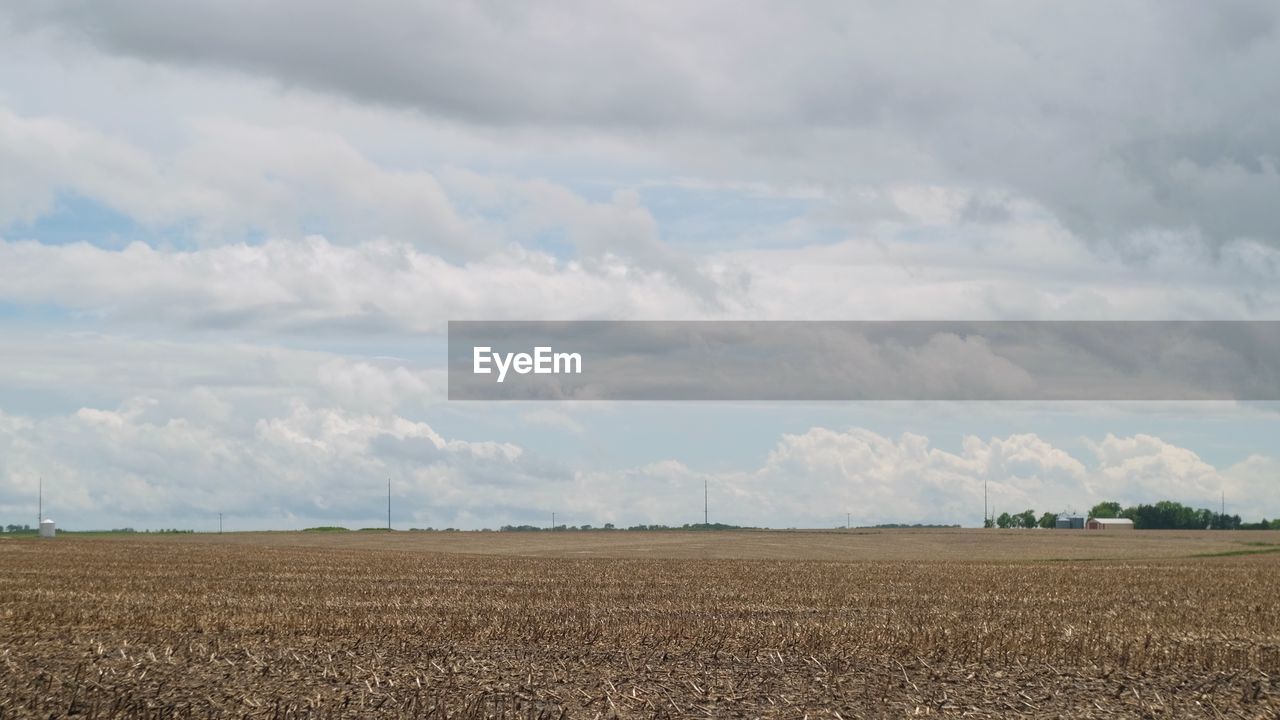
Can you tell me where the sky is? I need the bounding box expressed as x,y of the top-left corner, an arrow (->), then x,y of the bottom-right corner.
1,1 -> 1279,530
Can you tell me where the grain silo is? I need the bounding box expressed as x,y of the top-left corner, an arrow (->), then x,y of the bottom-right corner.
1055,515 -> 1085,529
39,519 -> 56,538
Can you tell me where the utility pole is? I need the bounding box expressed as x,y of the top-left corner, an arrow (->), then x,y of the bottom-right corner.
387,478 -> 392,531
704,478 -> 708,527
38,477 -> 42,526
984,480 -> 988,528
218,513 -> 223,534
846,512 -> 850,530
551,512 -> 556,530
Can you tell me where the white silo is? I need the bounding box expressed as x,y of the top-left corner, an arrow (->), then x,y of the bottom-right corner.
39,519 -> 55,538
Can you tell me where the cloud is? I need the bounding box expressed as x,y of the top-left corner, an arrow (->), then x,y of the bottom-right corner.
0,237 -> 710,332
1222,454 -> 1280,516
1086,433 -> 1225,504
1,2 -> 1278,532
571,427 -> 1280,528
635,427 -> 1274,526
8,1 -> 1280,248
2,370 -> 1275,528
3,231 -> 1279,340
741,429 -> 1092,525
442,169 -> 710,294
0,400 -> 571,529
0,332 -> 445,419
0,107 -> 472,250
0,106 -> 710,284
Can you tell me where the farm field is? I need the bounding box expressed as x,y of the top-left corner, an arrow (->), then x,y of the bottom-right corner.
2,530 -> 1279,718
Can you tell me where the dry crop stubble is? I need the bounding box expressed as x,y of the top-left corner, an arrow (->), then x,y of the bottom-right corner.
1,531 -> 1278,717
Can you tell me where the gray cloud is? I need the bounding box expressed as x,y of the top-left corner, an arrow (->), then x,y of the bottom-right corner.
8,1 -> 1280,248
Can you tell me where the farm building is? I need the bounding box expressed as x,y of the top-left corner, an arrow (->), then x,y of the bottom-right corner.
1055,515 -> 1085,529
1087,518 -> 1133,530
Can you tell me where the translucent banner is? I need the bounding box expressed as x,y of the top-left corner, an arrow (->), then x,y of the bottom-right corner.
448,321 -> 1280,401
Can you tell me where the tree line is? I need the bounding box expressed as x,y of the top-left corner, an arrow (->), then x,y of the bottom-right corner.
984,500 -> 1279,530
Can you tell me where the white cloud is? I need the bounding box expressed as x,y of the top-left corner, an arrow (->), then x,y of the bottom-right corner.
1222,454 -> 1280,518
0,236 -> 709,331
739,429 -> 1091,525
1086,433 -> 1225,506
545,428 -> 1280,528
0,332 -> 445,423
3,375 -> 1276,528
0,399 -> 570,529
0,106 -> 469,254
752,427 -> 1277,524
3,229 -> 1279,337
0,104 -> 712,282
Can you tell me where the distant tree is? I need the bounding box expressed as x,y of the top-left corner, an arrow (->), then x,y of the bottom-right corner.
1210,513 -> 1242,530
1038,512 -> 1058,529
1103,500 -> 1242,530
1194,508 -> 1214,528
870,524 -> 960,529
1090,501 -> 1122,519
983,517 -> 994,529
996,512 -> 1013,529
1015,510 -> 1037,529
603,523 -> 616,530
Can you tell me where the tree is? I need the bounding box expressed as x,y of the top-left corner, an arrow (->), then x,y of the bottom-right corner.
1090,501 -> 1121,519
996,512 -> 1013,529
983,517 -> 995,529
1038,512 -> 1058,529
1210,513 -> 1241,530
1016,510 -> 1037,529
1194,508 -> 1214,529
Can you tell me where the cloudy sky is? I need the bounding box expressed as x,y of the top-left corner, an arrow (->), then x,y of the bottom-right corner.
2,1 -> 1279,530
